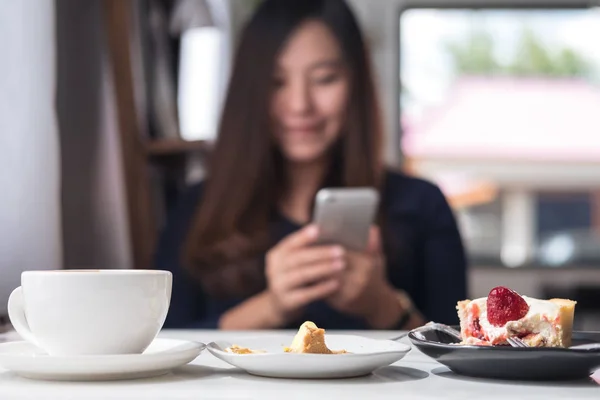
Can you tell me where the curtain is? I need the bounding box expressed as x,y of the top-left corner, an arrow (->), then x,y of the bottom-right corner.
56,0 -> 132,271
0,0 -> 62,316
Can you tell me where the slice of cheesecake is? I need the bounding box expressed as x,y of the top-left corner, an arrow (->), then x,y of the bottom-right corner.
457,286 -> 576,347
284,321 -> 347,354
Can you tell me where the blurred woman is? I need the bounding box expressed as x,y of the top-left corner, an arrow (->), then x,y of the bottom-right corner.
155,0 -> 467,330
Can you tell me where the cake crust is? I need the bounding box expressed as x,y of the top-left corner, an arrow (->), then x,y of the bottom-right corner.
548,298 -> 576,347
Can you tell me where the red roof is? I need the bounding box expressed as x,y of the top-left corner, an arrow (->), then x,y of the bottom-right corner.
402,77 -> 600,163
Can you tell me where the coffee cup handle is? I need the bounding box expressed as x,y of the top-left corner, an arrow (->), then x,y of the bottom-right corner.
7,286 -> 40,346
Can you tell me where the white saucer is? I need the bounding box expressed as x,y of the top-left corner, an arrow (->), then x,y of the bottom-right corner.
0,338 -> 205,381
208,334 -> 411,379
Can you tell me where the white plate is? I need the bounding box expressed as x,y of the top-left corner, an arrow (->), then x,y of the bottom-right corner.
0,338 -> 205,381
207,334 -> 411,379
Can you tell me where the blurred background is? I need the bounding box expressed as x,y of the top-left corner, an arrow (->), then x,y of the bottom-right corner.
1,0 -> 599,329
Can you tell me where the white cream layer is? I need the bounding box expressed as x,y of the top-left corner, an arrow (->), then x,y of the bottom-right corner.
468,295 -> 560,343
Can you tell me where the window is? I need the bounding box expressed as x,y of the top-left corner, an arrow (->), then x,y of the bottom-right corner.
178,26 -> 224,141
400,7 -> 600,268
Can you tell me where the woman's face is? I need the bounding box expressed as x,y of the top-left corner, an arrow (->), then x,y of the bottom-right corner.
270,20 -> 349,164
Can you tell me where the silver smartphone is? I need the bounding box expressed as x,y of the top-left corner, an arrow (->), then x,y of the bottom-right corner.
312,187 -> 380,251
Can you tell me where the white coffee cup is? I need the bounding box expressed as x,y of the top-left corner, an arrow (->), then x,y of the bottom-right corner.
8,269 -> 172,356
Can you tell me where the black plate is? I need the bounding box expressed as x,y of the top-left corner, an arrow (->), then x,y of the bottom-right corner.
409,326 -> 600,381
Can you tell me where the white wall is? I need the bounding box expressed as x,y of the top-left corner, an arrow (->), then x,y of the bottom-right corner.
0,0 -> 62,315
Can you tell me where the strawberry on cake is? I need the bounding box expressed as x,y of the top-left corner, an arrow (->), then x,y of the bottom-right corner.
457,286 -> 576,347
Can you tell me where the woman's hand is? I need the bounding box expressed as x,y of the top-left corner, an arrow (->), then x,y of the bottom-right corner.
326,227 -> 404,328
265,224 -> 345,325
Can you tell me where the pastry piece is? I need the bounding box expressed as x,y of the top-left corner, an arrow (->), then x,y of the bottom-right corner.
457,286 -> 576,347
224,344 -> 265,354
284,321 -> 347,354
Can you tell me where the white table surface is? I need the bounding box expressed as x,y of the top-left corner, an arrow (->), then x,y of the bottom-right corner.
0,329 -> 599,400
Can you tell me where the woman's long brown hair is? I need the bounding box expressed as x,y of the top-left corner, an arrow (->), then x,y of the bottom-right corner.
184,0 -> 384,298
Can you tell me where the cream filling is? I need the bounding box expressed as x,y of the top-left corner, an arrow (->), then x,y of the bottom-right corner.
469,296 -> 561,344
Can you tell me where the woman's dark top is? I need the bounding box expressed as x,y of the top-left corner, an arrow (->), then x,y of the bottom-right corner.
154,170 -> 468,329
